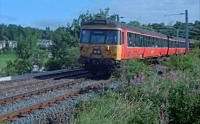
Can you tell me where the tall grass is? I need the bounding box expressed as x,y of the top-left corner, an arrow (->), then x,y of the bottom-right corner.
0,53 -> 16,70
73,91 -> 160,124
0,53 -> 16,77
71,49 -> 200,124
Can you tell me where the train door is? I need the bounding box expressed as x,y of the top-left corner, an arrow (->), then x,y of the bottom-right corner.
121,30 -> 126,59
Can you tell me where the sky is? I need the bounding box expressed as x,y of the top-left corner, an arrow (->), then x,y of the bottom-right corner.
0,0 -> 199,29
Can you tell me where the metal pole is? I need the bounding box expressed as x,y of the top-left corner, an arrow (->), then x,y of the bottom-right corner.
185,10 -> 189,53
199,0 -> 200,20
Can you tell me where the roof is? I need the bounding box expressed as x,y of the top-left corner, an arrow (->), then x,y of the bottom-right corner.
82,20 -> 167,38
82,19 -> 189,42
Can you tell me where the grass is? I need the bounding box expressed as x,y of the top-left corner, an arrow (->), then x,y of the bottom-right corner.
73,91 -> 159,124
70,49 -> 200,124
0,53 -> 16,70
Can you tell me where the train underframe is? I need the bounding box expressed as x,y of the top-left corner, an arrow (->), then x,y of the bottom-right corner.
79,56 -> 117,70
79,54 -> 173,79
78,56 -> 120,77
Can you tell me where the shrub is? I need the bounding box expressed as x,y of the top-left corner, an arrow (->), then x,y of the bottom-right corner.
73,91 -> 160,124
120,57 -> 200,124
72,50 -> 200,124
45,47 -> 79,70
165,49 -> 200,75
124,59 -> 151,83
167,82 -> 200,124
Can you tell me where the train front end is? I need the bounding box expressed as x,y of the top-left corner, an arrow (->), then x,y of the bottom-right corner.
78,20 -> 122,71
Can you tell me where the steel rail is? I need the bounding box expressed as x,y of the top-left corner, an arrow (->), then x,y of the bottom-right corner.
34,68 -> 85,80
0,68 -> 84,85
0,69 -> 88,93
0,79 -> 86,105
0,79 -> 113,123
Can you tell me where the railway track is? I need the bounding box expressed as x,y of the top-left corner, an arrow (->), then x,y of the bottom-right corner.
0,68 -> 114,123
0,68 -> 89,93
0,79 -> 85,105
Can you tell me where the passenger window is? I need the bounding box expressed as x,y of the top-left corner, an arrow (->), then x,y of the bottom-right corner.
150,37 -> 153,47
160,39 -> 163,47
164,39 -> 167,47
152,38 -> 155,47
169,41 -> 171,48
135,34 -> 140,47
128,32 -> 136,47
135,34 -> 138,47
171,41 -> 173,48
162,40 -> 165,47
127,33 -> 133,47
140,35 -> 143,47
143,36 -> 147,47
162,40 -> 164,47
121,32 -> 124,44
146,37 -> 149,47
155,38 -> 159,47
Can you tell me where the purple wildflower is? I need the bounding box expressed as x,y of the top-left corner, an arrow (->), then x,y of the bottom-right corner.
170,72 -> 177,81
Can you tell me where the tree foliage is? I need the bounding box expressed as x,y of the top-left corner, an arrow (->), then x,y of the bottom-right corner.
0,9 -> 200,76
45,8 -> 120,70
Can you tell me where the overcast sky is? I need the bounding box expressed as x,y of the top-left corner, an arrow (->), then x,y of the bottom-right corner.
0,0 -> 199,29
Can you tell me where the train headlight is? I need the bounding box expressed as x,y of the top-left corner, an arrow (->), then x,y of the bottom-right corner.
93,49 -> 101,55
97,50 -> 101,54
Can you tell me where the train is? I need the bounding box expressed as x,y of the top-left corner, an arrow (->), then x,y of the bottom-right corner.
78,19 -> 193,72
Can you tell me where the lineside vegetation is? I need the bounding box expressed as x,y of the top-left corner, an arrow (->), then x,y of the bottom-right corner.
0,9 -> 200,77
71,48 -> 200,124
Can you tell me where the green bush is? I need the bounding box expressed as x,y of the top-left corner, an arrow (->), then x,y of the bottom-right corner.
122,56 -> 200,123
124,59 -> 151,83
45,47 -> 79,70
167,82 -> 200,124
73,91 -> 159,124
121,71 -> 200,123
165,49 -> 200,74
1,58 -> 33,76
71,50 -> 200,124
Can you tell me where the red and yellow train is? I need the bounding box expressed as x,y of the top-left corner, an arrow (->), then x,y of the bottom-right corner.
79,19 -> 192,71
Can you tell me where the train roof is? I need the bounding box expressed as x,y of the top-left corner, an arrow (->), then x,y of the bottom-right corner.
82,19 -> 193,43
82,20 -> 168,37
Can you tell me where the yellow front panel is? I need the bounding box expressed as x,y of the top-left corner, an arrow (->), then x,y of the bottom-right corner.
80,44 -> 122,60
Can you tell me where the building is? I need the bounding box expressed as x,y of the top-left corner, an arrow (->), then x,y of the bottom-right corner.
37,39 -> 53,48
0,40 -> 17,49
8,41 -> 17,48
0,41 -> 6,49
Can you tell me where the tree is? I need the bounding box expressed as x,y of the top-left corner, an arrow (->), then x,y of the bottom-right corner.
3,35 -> 33,75
3,34 -> 48,75
45,30 -> 79,70
95,8 -> 110,19
1,9 -> 199,75
128,21 -> 141,27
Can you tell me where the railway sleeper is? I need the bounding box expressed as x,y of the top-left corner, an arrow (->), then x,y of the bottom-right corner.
0,79 -> 113,123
